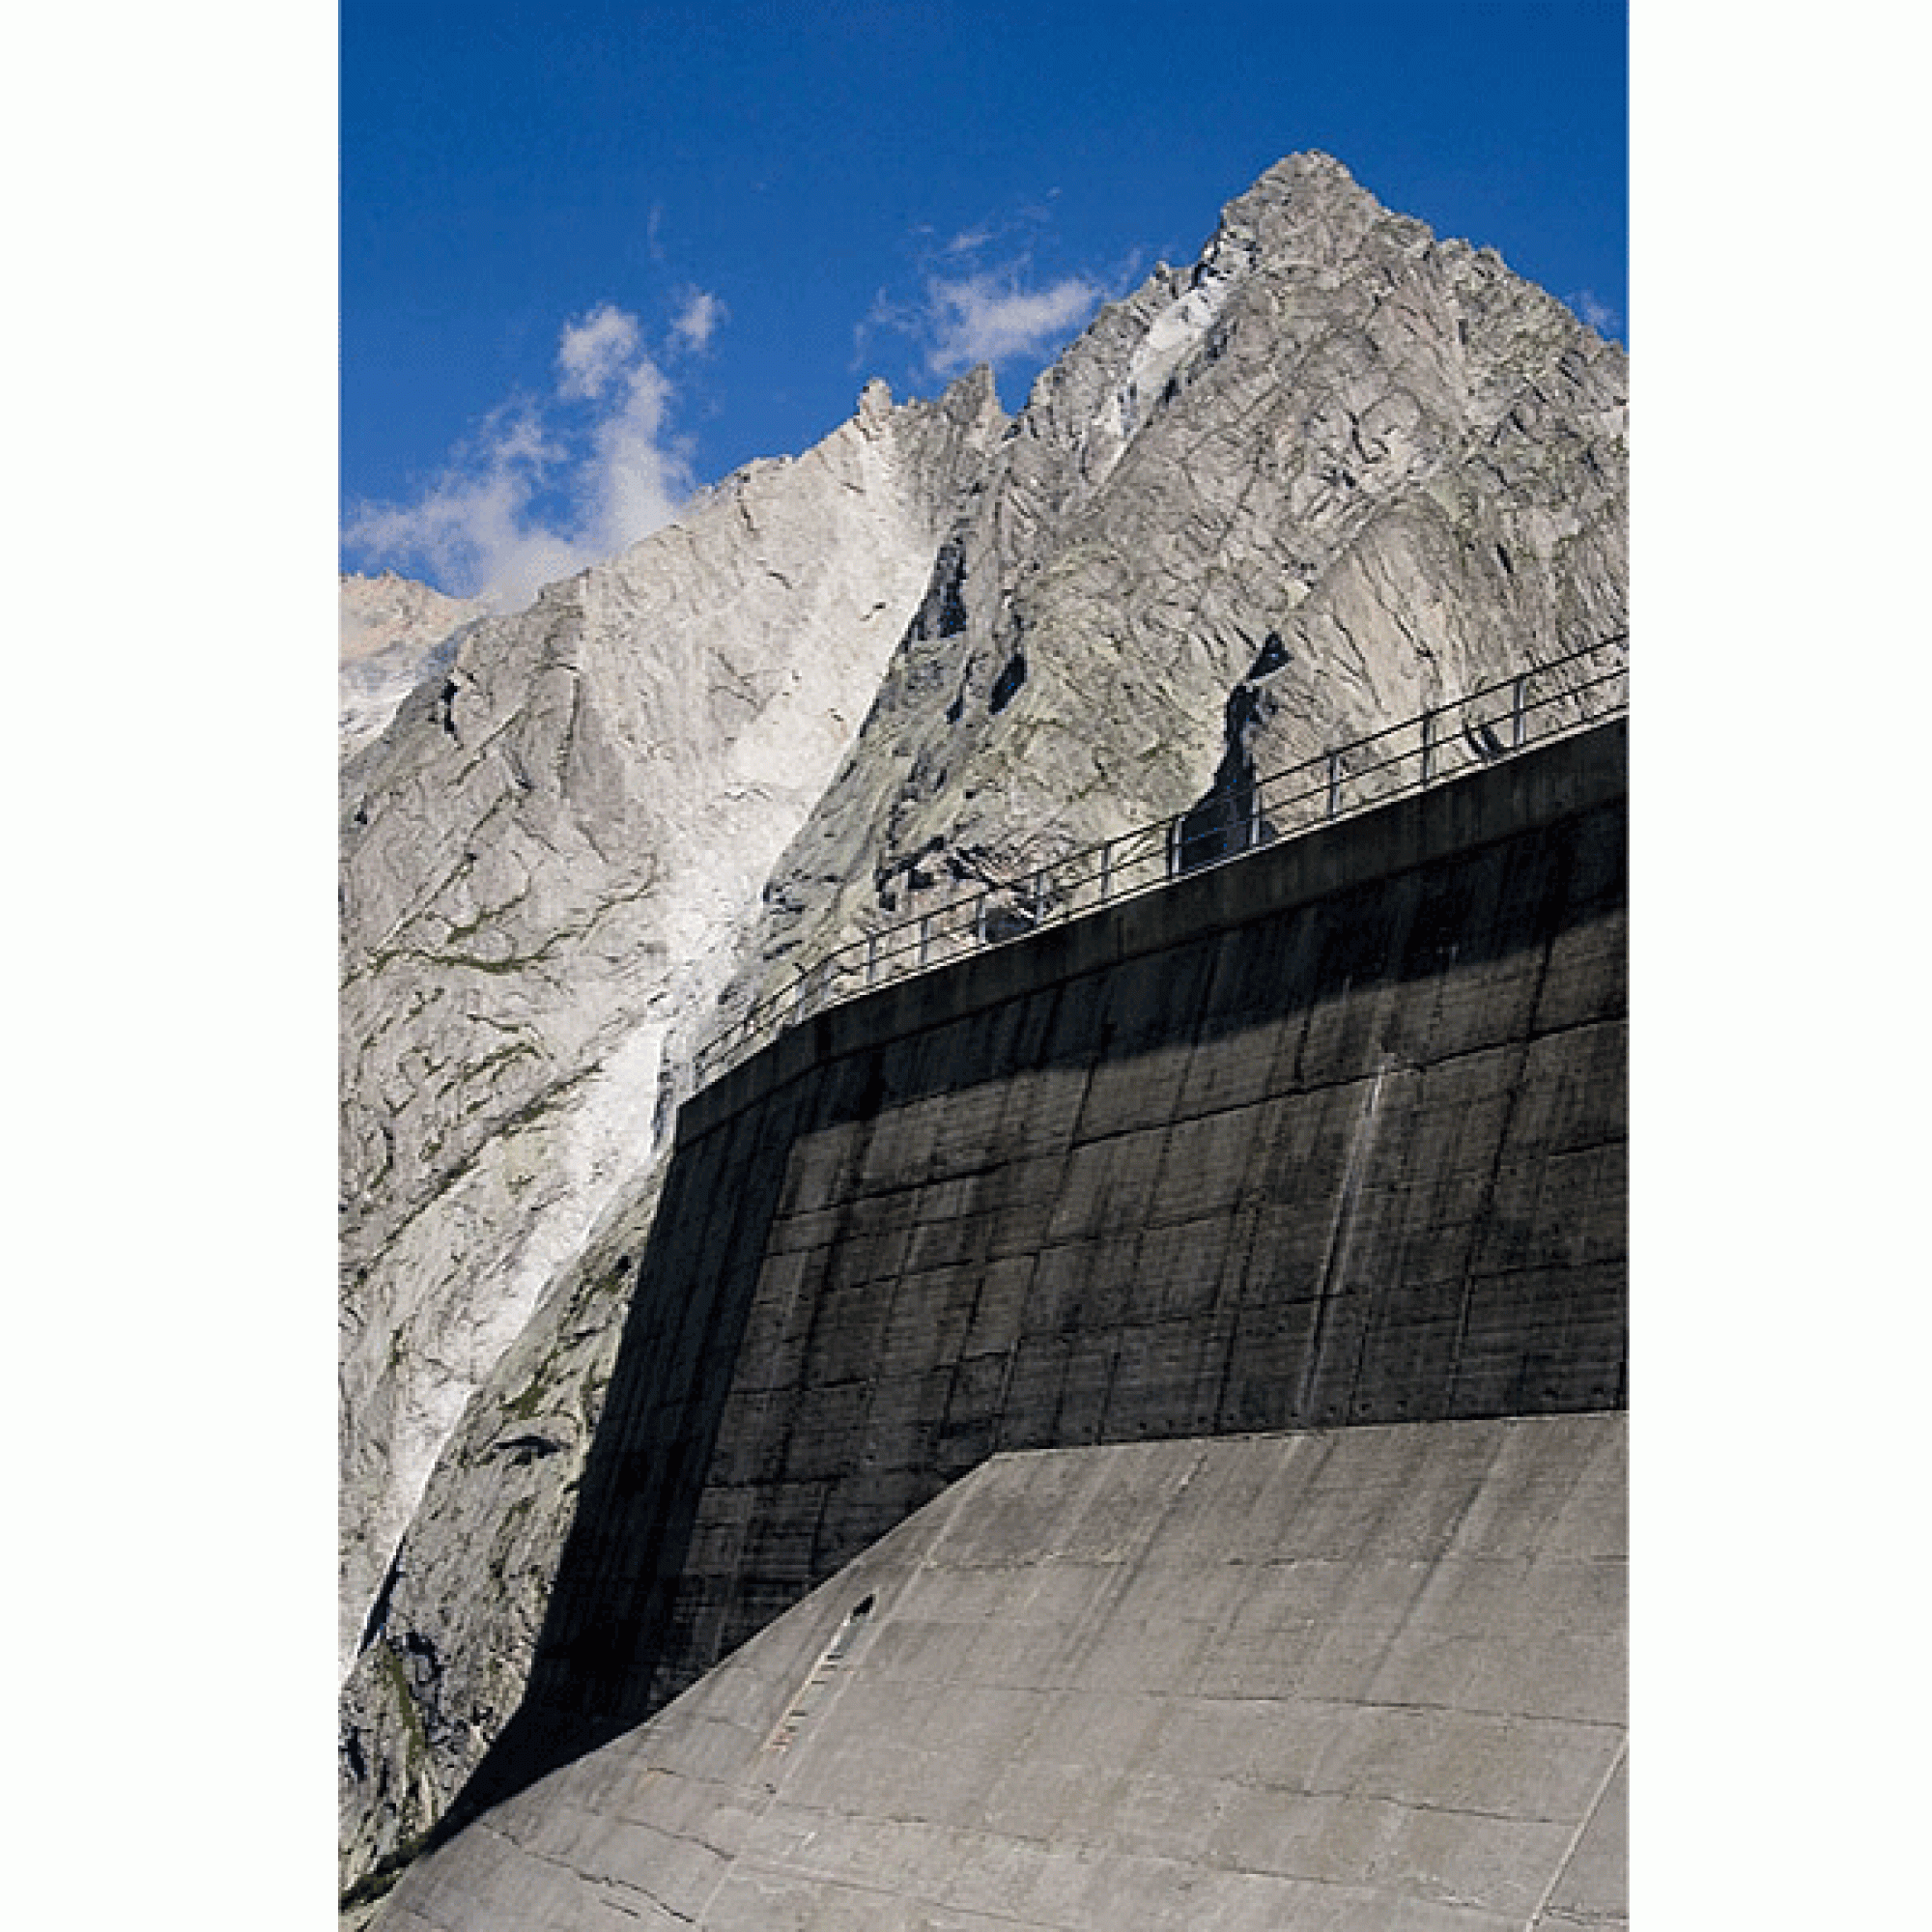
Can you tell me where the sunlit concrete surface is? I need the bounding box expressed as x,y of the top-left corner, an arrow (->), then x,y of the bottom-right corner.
378,1413 -> 1625,1930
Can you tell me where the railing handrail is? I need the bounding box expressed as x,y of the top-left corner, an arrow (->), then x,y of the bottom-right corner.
693,634 -> 1629,1088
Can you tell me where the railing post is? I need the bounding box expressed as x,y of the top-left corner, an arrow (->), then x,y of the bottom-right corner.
1031,869 -> 1046,929
918,913 -> 931,968
1326,751 -> 1342,819
866,931 -> 878,987
1098,838 -> 1112,903
1420,707 -> 1435,786
1511,674 -> 1528,749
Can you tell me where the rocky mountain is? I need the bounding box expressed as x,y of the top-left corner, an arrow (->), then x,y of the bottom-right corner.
337,152 -> 1627,1906
340,573 -> 489,758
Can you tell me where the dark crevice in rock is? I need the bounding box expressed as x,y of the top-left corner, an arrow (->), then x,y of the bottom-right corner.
874,834 -> 952,910
910,536 -> 971,642
1246,628 -> 1291,678
987,651 -> 1028,715
1175,678 -> 1267,873
400,1630 -> 453,1747
355,1543 -> 407,1657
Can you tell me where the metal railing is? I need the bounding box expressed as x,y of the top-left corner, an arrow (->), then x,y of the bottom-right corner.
693,634 -> 1628,1088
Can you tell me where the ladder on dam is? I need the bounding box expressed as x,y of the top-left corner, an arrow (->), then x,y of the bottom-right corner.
693,633 -> 1629,1089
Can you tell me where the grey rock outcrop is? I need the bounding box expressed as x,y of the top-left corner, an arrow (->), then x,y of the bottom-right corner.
338,151 -> 1625,1907
339,374 -> 1005,1682
337,1154 -> 668,1902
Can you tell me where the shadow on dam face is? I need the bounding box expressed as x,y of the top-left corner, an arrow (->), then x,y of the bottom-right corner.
431,722 -> 1628,1844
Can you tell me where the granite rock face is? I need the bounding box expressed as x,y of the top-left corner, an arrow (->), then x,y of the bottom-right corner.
337,1154 -> 668,1901
338,151 -> 1626,1902
339,375 -> 1004,1675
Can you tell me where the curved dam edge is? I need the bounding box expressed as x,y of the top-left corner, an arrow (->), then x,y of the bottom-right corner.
375,1413 -> 1628,1930
685,719 -> 1629,1146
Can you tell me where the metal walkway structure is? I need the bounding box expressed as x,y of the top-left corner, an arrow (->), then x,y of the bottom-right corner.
695,633 -> 1628,1088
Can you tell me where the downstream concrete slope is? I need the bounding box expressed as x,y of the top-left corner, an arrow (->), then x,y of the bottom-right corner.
377,1414 -> 1626,1930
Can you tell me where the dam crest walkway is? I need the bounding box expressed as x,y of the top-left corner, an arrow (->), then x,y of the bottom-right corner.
696,633 -> 1629,1088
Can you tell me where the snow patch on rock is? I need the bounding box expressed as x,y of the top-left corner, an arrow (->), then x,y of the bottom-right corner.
1106,261 -> 1240,445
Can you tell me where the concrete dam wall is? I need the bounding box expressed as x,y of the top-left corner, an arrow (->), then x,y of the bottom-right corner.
410,717 -> 1628,1900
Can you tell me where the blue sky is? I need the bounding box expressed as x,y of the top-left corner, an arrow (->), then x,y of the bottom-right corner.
341,0 -> 1627,607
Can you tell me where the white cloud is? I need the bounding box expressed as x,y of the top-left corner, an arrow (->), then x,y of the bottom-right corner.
345,294 -> 727,611
858,198 -> 1110,389
918,269 -> 1104,378
555,302 -> 641,399
669,289 -> 725,354
580,354 -> 687,562
1568,289 -> 1622,339
344,405 -> 588,614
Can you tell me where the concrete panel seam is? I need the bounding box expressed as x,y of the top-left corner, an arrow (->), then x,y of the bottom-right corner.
1524,1735 -> 1629,1930
1445,925 -> 1558,1405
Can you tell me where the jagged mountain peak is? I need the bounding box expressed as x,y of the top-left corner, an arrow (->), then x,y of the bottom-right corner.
1225,147 -> 1386,223
717,152 -> 1626,1030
